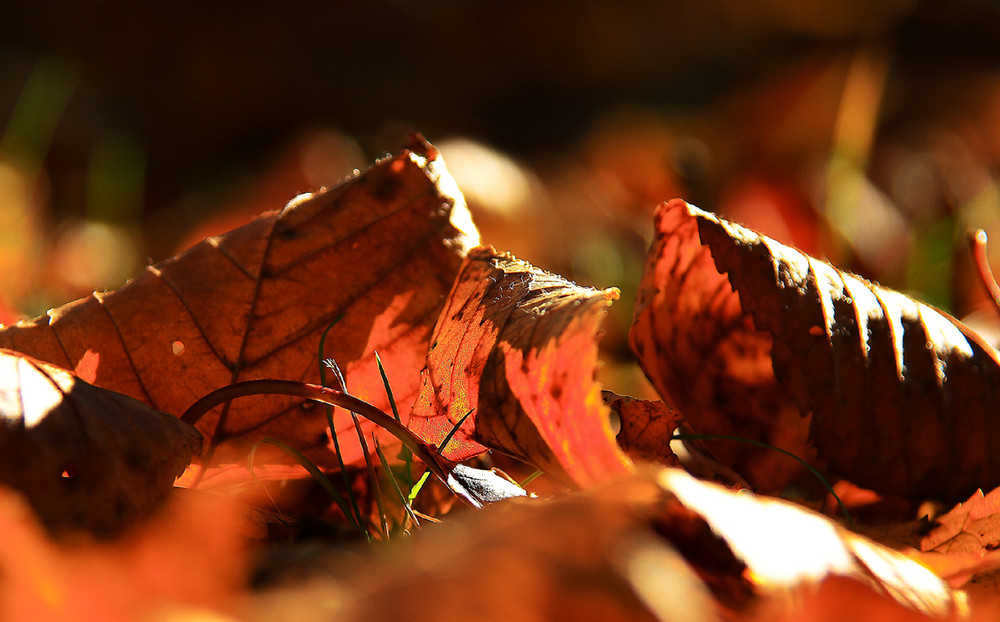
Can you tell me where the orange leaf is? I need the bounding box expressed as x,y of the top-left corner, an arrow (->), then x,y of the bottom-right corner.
250,467 -> 963,620
0,484 -> 247,621
0,136 -> 478,469
753,575 -> 958,622
408,248 -> 629,487
0,349 -> 201,534
630,199 -> 813,491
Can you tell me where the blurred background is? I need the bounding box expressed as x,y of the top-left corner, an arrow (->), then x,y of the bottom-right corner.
3,0 -> 1000,387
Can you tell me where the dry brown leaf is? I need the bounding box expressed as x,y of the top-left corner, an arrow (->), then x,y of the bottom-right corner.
0,136 -> 478,469
249,473 -> 717,622
0,349 -> 201,533
407,247 -> 629,487
602,390 -> 682,467
634,198 -> 1000,501
630,199 -> 813,491
922,487 -> 1000,555
688,199 -> 1000,500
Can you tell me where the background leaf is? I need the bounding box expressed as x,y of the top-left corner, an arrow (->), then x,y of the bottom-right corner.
602,391 -> 682,467
0,484 -> 247,620
250,471 -> 716,622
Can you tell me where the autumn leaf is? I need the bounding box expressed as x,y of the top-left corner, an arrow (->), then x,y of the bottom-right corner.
630,199 -> 813,491
693,199 -> 1000,501
408,247 -> 629,487
635,198 -> 1000,501
0,349 -> 201,534
922,487 -> 1000,555
0,135 -> 479,469
602,391 -> 682,467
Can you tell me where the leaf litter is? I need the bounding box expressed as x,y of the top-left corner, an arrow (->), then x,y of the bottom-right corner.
1,139 -> 999,620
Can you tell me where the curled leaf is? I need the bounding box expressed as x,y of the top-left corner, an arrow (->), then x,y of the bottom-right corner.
635,199 -> 1000,500
630,199 -> 812,490
690,200 -> 1000,500
0,349 -> 201,533
0,136 -> 478,468
408,248 -> 629,487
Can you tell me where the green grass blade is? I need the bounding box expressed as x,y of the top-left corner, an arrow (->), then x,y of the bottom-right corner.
375,438 -> 420,530
374,351 -> 400,422
374,350 -> 413,489
317,314 -> 364,528
520,469 -> 544,486
438,409 -> 474,454
407,470 -> 432,505
352,417 -> 389,540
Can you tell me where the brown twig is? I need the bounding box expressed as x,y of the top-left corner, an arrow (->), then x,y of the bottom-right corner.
968,229 -> 1000,321
180,379 -> 455,487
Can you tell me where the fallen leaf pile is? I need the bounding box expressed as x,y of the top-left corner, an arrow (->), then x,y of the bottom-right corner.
4,136 -> 1000,620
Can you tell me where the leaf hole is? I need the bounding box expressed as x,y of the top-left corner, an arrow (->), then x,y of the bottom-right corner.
60,465 -> 78,488
171,340 -> 185,356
